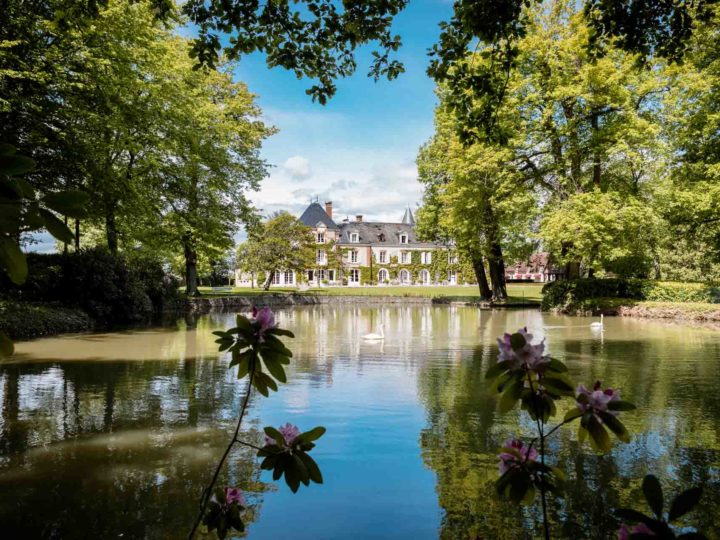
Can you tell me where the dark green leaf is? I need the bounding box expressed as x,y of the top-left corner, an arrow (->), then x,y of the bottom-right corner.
297,452 -> 323,484
43,190 -> 89,218
598,411 -> 630,443
547,358 -> 568,372
607,400 -> 637,411
614,508 -> 652,524
642,475 -> 664,519
510,332 -> 526,350
0,236 -> 27,284
268,328 -> 294,338
498,378 -> 523,413
587,416 -> 612,453
668,487 -> 702,522
542,376 -> 575,395
564,407 -> 584,422
296,426 -> 326,444
40,208 -> 74,244
0,154 -> 35,176
486,360 -> 512,380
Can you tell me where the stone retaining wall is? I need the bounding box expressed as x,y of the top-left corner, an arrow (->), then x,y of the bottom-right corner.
185,294 -> 435,313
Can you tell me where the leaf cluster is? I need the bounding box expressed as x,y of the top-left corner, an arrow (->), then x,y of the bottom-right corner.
202,488 -> 245,540
213,314 -> 295,396
496,447 -> 565,505
258,426 -> 326,493
615,474 -> 707,539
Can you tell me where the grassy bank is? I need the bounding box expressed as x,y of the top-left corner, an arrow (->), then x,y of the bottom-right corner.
194,284 -> 543,304
0,301 -> 92,340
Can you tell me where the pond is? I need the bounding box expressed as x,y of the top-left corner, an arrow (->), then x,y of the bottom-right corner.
1,306 -> 719,539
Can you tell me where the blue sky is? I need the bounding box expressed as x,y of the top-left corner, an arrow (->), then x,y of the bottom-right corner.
237,0 -> 453,224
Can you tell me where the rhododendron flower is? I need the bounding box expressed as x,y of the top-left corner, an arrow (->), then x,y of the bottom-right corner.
617,522 -> 655,539
251,306 -> 277,342
498,438 -> 538,475
265,422 -> 301,447
497,327 -> 550,372
576,381 -> 620,416
225,487 -> 245,506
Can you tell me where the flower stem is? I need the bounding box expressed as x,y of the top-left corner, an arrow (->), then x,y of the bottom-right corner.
526,369 -> 551,540
188,365 -> 256,539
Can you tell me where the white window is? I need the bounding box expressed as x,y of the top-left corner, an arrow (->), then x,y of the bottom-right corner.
401,251 -> 410,264
284,270 -> 294,284
350,232 -> 359,243
448,270 -> 457,284
271,271 -> 281,285
419,269 -> 430,284
421,252 -> 432,264
318,269 -> 325,281
399,233 -> 408,244
349,269 -> 360,283
378,268 -> 389,282
448,252 -> 458,264
379,250 -> 387,263
399,269 -> 411,284
316,232 -> 325,243
350,250 -> 358,263
316,249 -> 326,264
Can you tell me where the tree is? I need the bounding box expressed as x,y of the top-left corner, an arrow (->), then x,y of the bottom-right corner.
417,100 -> 536,301
237,212 -> 315,291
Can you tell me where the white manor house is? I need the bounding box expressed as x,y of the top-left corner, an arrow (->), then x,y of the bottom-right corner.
235,201 -> 468,288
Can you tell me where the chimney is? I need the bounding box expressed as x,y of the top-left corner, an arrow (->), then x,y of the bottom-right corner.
325,201 -> 333,218
356,215 -> 363,223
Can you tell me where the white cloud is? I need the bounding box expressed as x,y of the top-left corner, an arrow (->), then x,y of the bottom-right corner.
283,155 -> 312,181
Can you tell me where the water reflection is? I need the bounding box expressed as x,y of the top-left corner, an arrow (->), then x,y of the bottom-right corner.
1,307 -> 719,538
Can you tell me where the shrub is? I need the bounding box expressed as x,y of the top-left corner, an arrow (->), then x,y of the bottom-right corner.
542,278 -> 720,311
0,248 -> 181,325
0,300 -> 91,340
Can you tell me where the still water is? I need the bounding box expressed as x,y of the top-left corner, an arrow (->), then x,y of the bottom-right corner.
1,306 -> 719,539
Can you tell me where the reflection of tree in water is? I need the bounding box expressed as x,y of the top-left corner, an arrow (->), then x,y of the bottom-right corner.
417,317 -> 720,539
0,327 -> 272,538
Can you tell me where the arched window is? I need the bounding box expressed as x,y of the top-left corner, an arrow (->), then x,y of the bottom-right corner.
419,269 -> 430,285
378,268 -> 389,283
399,269 -> 411,284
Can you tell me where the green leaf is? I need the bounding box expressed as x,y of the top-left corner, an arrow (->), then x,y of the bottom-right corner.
542,376 -> 575,395
0,332 -> 14,357
607,400 -> 637,411
40,208 -> 74,244
0,236 -> 27,285
642,475 -> 664,519
598,411 -> 630,443
564,407 -> 584,422
296,426 -> 326,444
268,328 -> 294,338
587,417 -> 612,453
547,358 -> 568,372
297,451 -> 323,484
668,487 -> 702,522
614,508 -> 653,524
510,332 -> 526,350
498,378 -> 523,413
0,154 -> 35,176
485,360 -> 512,380
263,426 -> 285,446
42,190 -> 89,218
235,314 -> 253,333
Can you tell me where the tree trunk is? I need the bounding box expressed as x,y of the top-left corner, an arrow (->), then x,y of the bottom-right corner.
591,110 -> 601,188
472,254 -> 492,300
74,219 -> 80,251
263,270 -> 273,291
183,232 -> 200,296
564,261 -> 581,279
105,205 -> 118,254
488,241 -> 508,301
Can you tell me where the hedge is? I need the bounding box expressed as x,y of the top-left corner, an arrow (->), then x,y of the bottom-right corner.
541,278 -> 720,311
0,301 -> 92,340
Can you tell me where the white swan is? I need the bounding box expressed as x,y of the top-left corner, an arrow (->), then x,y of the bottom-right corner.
590,314 -> 604,328
362,323 -> 385,340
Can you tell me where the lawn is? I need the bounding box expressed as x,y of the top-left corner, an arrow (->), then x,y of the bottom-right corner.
196,283 -> 544,303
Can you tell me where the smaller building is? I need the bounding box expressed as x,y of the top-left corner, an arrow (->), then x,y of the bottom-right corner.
505,252 -> 563,282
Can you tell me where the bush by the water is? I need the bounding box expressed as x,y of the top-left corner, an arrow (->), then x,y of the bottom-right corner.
0,248 -> 181,325
0,301 -> 92,340
541,278 -> 720,311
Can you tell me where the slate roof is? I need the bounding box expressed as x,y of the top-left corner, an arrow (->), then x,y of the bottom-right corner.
401,207 -> 416,226
336,221 -> 443,248
299,202 -> 339,230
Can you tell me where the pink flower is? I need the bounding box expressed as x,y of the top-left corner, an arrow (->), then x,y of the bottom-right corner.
498,438 -> 538,475
251,306 -> 277,342
225,487 -> 245,506
264,422 -> 301,448
576,381 -> 620,416
497,327 -> 550,372
618,522 -> 655,539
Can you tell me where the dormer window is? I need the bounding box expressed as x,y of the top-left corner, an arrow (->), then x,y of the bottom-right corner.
378,233 -> 386,242
350,232 -> 359,243
399,233 -> 408,244
316,232 -> 325,243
